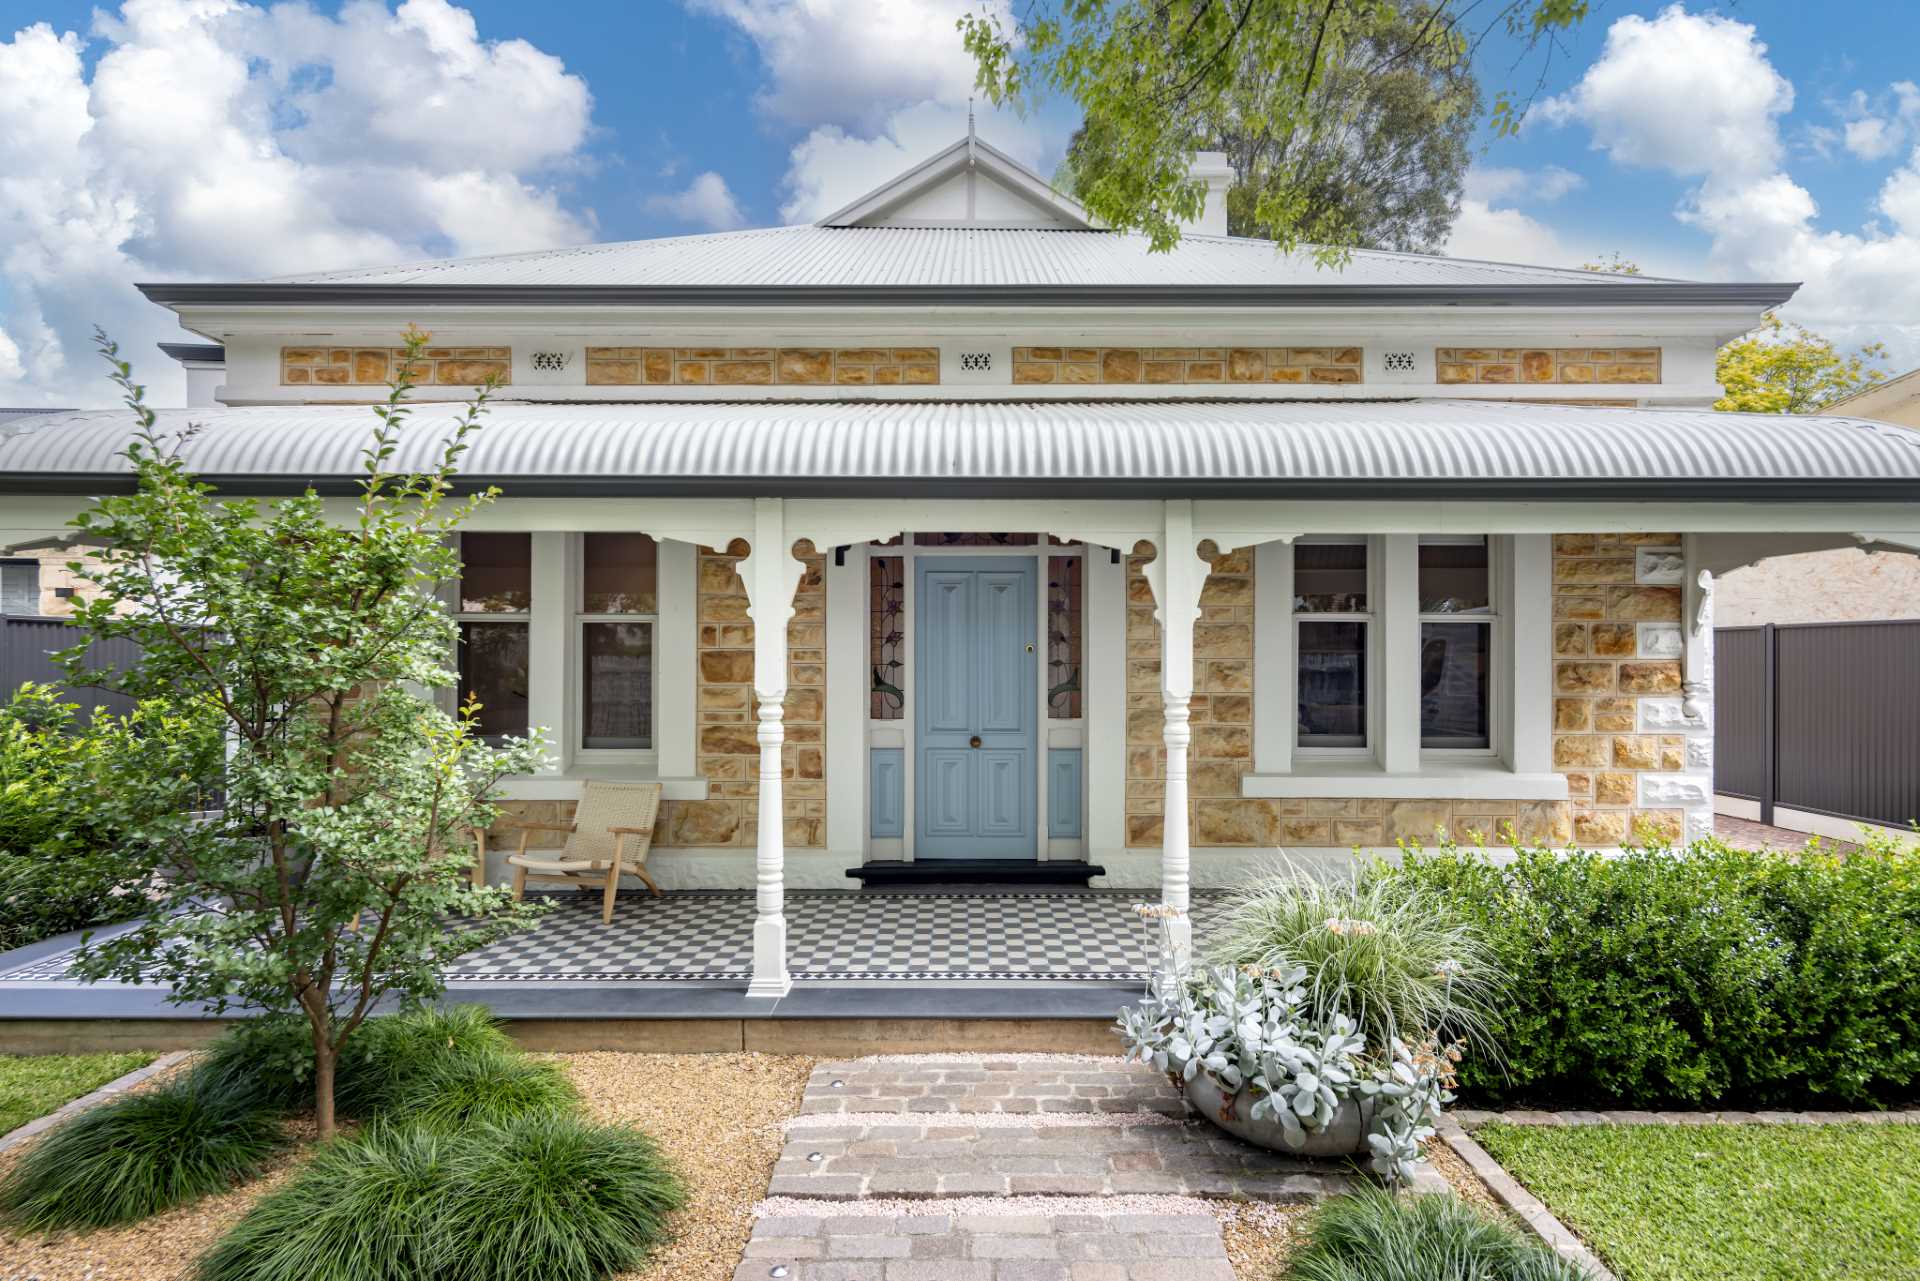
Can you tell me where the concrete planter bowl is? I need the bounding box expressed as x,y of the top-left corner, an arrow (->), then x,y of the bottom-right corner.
1184,1072 -> 1376,1156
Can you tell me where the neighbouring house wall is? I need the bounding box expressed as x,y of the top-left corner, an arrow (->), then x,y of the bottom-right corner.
7,551 -> 98,616
1714,548 -> 1920,625
1550,533 -> 1690,844
1121,545 -> 1573,851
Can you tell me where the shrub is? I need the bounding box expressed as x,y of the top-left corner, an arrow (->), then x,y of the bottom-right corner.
1391,836 -> 1920,1107
1203,864 -> 1501,1053
197,1124 -> 448,1281
201,1114 -> 684,1281
378,1050 -> 577,1133
1286,1187 -> 1586,1281
0,1075 -> 284,1231
438,1112 -> 685,1281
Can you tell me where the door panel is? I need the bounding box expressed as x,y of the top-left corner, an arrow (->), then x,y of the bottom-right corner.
914,557 -> 1037,859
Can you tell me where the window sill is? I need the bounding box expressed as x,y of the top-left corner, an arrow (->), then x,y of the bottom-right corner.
497,772 -> 709,802
1240,763 -> 1567,802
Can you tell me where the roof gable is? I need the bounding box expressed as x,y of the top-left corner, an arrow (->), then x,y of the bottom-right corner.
817,133 -> 1095,230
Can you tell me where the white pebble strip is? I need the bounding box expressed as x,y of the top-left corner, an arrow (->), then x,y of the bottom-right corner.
756,1193 -> 1226,1219
852,1051 -> 1131,1065
786,1110 -> 1187,1131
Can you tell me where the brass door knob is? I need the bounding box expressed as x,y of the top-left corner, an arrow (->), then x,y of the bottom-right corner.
969,735 -> 983,748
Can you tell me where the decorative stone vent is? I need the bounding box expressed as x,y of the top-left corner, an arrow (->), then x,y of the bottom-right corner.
584,348 -> 938,386
1438,347 -> 1660,385
529,351 -> 573,373
1013,346 -> 1362,385
281,347 -> 511,387
1382,351 -> 1418,373
959,351 -> 994,373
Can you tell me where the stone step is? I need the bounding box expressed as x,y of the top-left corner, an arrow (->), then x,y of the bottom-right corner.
770,1117 -> 1367,1202
800,1056 -> 1190,1118
739,1209 -> 1238,1281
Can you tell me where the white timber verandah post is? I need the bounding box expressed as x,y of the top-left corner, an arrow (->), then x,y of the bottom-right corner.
741,498 -> 804,998
1679,535 -> 1718,846
1141,500 -> 1211,962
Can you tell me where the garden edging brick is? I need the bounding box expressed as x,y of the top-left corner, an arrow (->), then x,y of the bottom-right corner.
0,1050 -> 191,1155
1434,1117 -> 1618,1281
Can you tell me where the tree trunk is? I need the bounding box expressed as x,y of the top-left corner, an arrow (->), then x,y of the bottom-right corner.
313,1031 -> 337,1142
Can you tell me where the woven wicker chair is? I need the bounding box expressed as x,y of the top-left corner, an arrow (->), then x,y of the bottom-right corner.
480,780 -> 663,923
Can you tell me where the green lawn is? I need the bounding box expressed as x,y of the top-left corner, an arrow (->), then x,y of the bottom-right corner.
1477,1121 -> 1920,1281
0,1053 -> 158,1136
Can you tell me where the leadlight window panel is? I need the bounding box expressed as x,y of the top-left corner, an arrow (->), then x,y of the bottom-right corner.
1294,542 -> 1368,613
1,561 -> 38,616
870,554 -> 905,719
458,533 -> 531,613
458,621 -> 528,741
912,532 -> 1039,546
1298,620 -> 1368,748
583,533 -> 658,613
1047,554 -> 1082,719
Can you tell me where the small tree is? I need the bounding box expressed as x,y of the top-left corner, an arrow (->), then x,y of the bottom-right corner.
1715,313 -> 1892,414
65,328 -> 548,1139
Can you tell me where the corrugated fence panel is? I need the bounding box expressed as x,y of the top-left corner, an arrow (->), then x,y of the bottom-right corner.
1,615 -> 143,723
1773,621 -> 1920,828
1713,627 -> 1768,803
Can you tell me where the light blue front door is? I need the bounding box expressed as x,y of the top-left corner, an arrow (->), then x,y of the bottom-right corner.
915,557 -> 1037,860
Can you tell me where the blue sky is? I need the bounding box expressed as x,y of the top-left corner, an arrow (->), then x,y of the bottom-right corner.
2,0 -> 1917,406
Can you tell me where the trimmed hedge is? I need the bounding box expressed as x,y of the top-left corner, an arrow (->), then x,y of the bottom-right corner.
1391,837 -> 1920,1107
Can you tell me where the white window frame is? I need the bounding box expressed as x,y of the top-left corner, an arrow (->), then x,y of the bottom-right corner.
450,533 -> 531,741
1417,535 -> 1501,758
570,532 -> 660,767
1291,535 -> 1378,760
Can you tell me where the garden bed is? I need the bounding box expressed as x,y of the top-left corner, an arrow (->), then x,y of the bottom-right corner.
0,1051 -> 813,1281
1476,1120 -> 1920,1280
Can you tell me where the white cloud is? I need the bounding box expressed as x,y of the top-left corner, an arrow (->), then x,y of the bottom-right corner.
0,0 -> 597,408
1463,165 -> 1584,206
1541,4 -> 1920,365
1443,201 -> 1579,269
686,0 -> 1004,132
690,0 -> 1062,227
645,171 -> 748,230
1823,82 -> 1920,164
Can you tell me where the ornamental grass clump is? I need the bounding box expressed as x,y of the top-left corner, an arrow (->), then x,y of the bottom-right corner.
376,1049 -> 577,1133
200,1114 -> 684,1281
1203,863 -> 1502,1054
1285,1187 -> 1587,1281
0,1075 -> 285,1231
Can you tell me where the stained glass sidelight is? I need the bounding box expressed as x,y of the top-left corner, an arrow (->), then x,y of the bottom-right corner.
1047,554 -> 1083,718
912,532 -> 1040,546
869,554 -> 905,718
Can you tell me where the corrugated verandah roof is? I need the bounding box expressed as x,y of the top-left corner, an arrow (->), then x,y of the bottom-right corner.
3,399 -> 1916,500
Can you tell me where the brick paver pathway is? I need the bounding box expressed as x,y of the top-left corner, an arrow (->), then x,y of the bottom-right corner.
736,1055 -> 1367,1281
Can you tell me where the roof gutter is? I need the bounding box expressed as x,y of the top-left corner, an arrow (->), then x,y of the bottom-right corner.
135,281 -> 1802,310
2,473 -> 1906,502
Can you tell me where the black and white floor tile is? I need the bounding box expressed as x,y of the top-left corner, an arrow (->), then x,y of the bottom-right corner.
0,889 -> 1234,984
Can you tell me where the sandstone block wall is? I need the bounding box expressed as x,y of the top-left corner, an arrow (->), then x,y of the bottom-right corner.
280,347 -> 511,386
1551,533 -> 1689,844
1013,346 -> 1361,385
1437,347 -> 1660,385
584,348 -> 937,386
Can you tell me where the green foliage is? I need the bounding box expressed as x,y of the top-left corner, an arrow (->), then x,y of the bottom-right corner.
201,1114 -> 685,1281
961,1 -> 1588,252
1715,312 -> 1891,414
1580,251 -> 1642,275
1285,1186 -> 1586,1280
1476,1121 -> 1920,1281
1059,4 -> 1479,252
0,1075 -> 285,1231
0,683 -> 214,951
1391,836 -> 1920,1107
376,1049 -> 577,1134
61,329 -> 550,1136
1202,865 -> 1501,1055
0,1051 -> 156,1134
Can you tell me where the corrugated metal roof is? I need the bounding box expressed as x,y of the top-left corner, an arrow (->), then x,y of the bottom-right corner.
251,226 -> 1681,290
4,400 -> 1916,500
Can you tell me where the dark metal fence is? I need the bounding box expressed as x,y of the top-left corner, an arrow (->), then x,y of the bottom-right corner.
1715,620 -> 1920,829
0,613 -> 142,721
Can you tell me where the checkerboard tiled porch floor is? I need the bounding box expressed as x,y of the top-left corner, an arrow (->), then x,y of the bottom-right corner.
0,889 -> 1234,985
